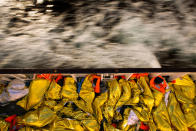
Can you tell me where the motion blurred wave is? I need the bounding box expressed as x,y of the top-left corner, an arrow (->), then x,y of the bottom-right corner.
0,0 -> 196,68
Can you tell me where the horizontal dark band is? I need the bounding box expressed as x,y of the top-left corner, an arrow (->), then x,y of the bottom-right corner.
0,68 -> 195,74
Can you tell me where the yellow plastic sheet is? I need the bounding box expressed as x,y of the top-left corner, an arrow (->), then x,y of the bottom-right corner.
19,126 -> 49,131
7,74 -> 196,131
167,92 -> 188,131
150,87 -> 164,107
182,103 -> 196,129
152,101 -> 172,131
148,76 -> 172,131
115,79 -> 131,110
53,99 -> 68,112
73,99 -> 91,113
61,106 -> 94,121
17,79 -> 51,110
132,105 -> 157,131
93,91 -> 108,124
60,105 -> 99,131
49,117 -> 84,131
148,121 -> 157,131
61,77 -> 78,100
19,127 -> 36,131
103,79 -> 122,123
113,111 -> 123,122
0,118 -> 9,131
44,100 -> 57,109
79,75 -> 95,114
118,108 -> 132,130
133,106 -> 150,122
60,76 -> 93,115
171,75 -> 195,100
81,119 -> 100,131
132,106 -> 150,122
169,75 -> 196,129
137,75 -> 154,113
19,106 -> 56,128
46,80 -> 62,100
126,80 -> 141,105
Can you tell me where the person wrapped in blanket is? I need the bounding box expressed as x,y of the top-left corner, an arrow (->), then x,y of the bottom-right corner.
0,73 -> 196,131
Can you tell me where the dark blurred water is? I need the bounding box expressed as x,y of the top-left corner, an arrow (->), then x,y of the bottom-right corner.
0,0 -> 196,68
